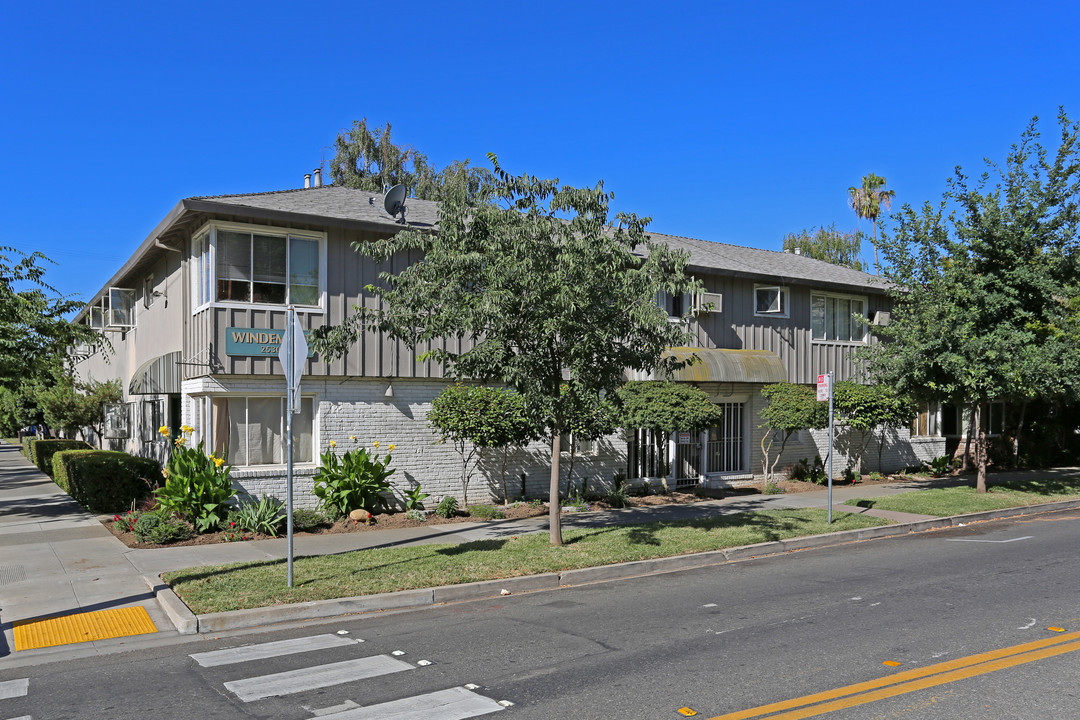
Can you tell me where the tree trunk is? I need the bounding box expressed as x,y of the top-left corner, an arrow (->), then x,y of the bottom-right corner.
500,446 -> 510,504
549,433 -> 563,546
961,405 -> 976,473
872,222 -> 880,275
976,404 -> 987,493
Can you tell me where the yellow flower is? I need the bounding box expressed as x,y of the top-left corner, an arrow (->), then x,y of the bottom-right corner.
349,435 -> 357,441
158,426 -> 170,437
388,444 -> 396,452
180,424 -> 194,434
212,456 -> 224,468
174,437 -> 186,447
329,440 -> 337,448
161,469 -> 170,479
373,441 -> 380,448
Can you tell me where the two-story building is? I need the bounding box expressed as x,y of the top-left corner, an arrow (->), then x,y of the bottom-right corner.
74,180 -> 945,506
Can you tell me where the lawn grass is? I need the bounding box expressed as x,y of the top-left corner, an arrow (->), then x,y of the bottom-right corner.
846,476 -> 1080,517
165,509 -> 888,614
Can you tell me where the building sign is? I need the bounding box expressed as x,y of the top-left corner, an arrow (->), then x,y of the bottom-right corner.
677,431 -> 693,444
225,327 -> 316,358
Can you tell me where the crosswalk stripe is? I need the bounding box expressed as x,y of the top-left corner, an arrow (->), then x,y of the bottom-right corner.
0,679 -> 29,700
4,715 -> 32,720
224,655 -> 414,702
190,633 -> 361,667
316,686 -> 505,719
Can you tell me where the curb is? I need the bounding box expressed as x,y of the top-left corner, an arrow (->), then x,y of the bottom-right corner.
152,498 -> 1080,635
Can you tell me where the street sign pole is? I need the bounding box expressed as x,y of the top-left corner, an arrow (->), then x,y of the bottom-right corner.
278,306 -> 306,588
827,371 -> 834,524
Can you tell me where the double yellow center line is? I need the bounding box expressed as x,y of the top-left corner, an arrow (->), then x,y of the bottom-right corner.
709,630 -> 1080,719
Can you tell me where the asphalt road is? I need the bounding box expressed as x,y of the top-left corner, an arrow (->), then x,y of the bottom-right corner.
1,509 -> 1078,719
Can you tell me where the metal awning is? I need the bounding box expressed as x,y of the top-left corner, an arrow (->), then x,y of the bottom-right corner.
128,351 -> 182,395
633,347 -> 786,384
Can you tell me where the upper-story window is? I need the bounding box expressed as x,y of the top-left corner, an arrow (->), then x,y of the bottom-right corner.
811,292 -> 867,343
192,222 -> 324,311
754,285 -> 788,317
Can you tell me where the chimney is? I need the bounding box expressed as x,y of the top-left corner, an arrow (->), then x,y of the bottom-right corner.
793,247 -> 801,255
313,168 -> 322,187
304,173 -> 311,189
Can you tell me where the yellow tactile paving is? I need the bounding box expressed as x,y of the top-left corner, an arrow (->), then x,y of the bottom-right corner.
13,606 -> 157,650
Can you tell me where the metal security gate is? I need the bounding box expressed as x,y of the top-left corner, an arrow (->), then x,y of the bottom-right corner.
674,432 -> 700,486
707,402 -> 746,474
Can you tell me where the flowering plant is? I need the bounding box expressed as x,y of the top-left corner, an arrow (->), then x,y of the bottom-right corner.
312,439 -> 396,516
154,426 -> 236,532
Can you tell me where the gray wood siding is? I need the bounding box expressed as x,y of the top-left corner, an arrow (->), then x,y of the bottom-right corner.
186,223 -> 472,380
690,275 -> 889,384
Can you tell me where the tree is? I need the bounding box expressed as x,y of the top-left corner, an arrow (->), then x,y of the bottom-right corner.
833,381 -> 915,474
759,383 -> 829,483
34,369 -> 121,444
861,110 -> 1080,492
330,119 -> 492,201
782,224 -> 867,272
848,174 -> 896,274
312,156 -> 700,545
0,247 -> 102,390
427,384 -> 535,505
616,380 -> 723,483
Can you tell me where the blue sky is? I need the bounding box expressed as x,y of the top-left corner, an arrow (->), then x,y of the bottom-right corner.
3,0 -> 1079,303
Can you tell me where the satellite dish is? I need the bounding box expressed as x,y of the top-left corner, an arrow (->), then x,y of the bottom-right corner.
383,184 -> 407,224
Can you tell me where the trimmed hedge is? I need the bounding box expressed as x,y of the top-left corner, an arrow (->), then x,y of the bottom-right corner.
53,450 -> 160,513
30,439 -> 92,477
22,436 -> 33,458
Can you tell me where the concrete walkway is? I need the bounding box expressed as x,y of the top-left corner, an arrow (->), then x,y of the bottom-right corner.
2,441 -> 1076,663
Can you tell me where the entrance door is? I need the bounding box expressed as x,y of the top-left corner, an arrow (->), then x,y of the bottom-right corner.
674,431 -> 700,487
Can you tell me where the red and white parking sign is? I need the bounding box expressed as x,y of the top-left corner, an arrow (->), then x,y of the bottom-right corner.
816,374 -> 831,401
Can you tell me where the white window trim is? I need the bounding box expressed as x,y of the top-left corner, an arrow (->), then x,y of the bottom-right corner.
810,290 -> 869,345
194,392 -> 319,468
143,273 -> 155,310
191,220 -> 327,315
754,285 -> 789,318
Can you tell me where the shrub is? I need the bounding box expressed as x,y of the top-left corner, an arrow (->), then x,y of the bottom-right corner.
435,496 -> 458,518
30,439 -> 92,477
52,449 -> 159,513
132,513 -> 194,544
312,442 -> 395,516
928,455 -> 952,475
292,508 -> 330,532
563,495 -> 590,512
842,466 -> 857,483
113,510 -> 142,533
405,509 -> 427,521
868,471 -> 885,481
605,487 -> 631,508
763,480 -> 785,495
155,426 -> 236,533
468,504 -> 506,520
233,495 -> 287,536
400,483 -> 430,511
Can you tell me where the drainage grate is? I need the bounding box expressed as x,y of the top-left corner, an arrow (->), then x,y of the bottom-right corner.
0,565 -> 27,586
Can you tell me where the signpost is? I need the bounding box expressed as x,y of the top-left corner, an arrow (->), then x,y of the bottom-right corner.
817,373 -> 835,524
278,307 -> 307,587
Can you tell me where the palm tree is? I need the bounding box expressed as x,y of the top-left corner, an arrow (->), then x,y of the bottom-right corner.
848,173 -> 895,274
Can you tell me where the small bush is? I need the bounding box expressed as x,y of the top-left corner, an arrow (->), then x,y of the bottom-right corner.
435,496 -> 458,518
292,508 -> 330,532
605,487 -> 631,508
30,439 -> 91,477
763,480 -> 786,495
868,471 -> 885,481
468,504 -> 506,520
132,513 -> 194,544
405,509 -> 428,522
52,450 -> 160,513
928,455 -> 952,475
233,495 -> 287,536
113,510 -> 142,533
842,466 -> 857,483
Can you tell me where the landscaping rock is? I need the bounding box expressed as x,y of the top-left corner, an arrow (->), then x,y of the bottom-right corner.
349,509 -> 372,522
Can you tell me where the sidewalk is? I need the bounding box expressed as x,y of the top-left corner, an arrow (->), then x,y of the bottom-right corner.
2,441 -> 1076,663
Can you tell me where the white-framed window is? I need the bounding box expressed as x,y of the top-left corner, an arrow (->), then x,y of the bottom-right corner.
559,432 -> 596,456
203,395 -> 316,466
754,285 -> 789,317
811,292 -> 867,343
191,222 -> 325,312
912,401 -> 939,437
86,288 -> 136,331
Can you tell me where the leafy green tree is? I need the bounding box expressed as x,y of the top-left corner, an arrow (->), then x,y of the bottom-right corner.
616,380 -> 723,481
558,384 -> 617,495
833,381 -> 916,473
862,110 -> 1080,492
427,384 -> 536,505
782,224 -> 867,272
33,370 -> 121,444
330,119 -> 492,201
759,383 -> 830,482
0,247 -> 102,390
0,383 -> 41,436
313,156 -> 699,545
848,174 -> 896,274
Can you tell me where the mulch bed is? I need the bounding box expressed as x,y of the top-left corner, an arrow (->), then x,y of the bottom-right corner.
101,473 -> 943,550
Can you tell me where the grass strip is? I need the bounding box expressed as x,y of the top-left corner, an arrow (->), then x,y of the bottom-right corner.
165,509 -> 886,614
846,476 -> 1080,517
